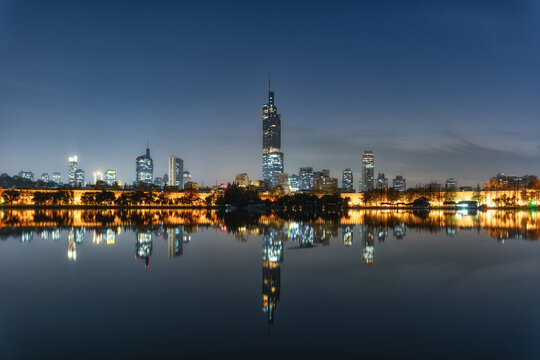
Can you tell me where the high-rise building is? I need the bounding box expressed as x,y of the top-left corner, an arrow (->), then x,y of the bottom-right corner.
183,171 -> 191,186
51,172 -> 62,184
18,171 -> 34,181
262,79 -> 284,187
234,173 -> 250,187
361,150 -> 375,191
342,168 -> 353,191
136,144 -> 153,185
299,167 -> 314,191
68,156 -> 78,186
168,156 -> 184,188
288,174 -> 299,193
104,169 -> 116,186
376,172 -> 388,190
74,169 -> 85,187
274,173 -> 289,191
40,172 -> 49,182
445,178 -> 457,191
393,175 -> 406,191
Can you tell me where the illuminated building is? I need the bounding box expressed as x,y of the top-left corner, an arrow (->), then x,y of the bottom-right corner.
154,177 -> 164,187
167,227 -> 183,258
51,172 -> 62,184
362,227 -> 374,264
362,150 -> 375,191
234,173 -> 250,187
288,174 -> 299,192
104,169 -> 116,186
342,226 -> 353,246
74,169 -> 85,187
135,231 -> 153,268
299,167 -> 314,191
342,168 -> 353,191
393,175 -> 406,191
262,228 -> 283,324
40,172 -> 49,182
168,156 -> 184,188
445,178 -> 457,190
183,171 -> 191,185
184,182 -> 198,191
376,172 -> 388,190
68,156 -> 78,186
263,152 -> 284,187
313,170 -> 337,192
93,171 -> 103,184
135,144 -> 153,185
274,173 -> 289,191
262,78 -> 284,187
18,171 -> 34,181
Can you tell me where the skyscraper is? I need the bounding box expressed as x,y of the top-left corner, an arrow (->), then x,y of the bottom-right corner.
299,167 -> 314,190
376,172 -> 388,190
136,144 -> 153,185
262,78 -> 284,187
51,172 -> 62,184
68,156 -> 78,186
104,169 -> 116,186
74,169 -> 85,187
342,168 -> 353,191
362,150 -> 375,191
393,175 -> 406,191
168,156 -> 184,188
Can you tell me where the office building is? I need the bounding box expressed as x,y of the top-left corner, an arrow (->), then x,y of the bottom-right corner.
40,172 -> 49,182
104,169 -> 116,186
74,169 -> 85,187
445,178 -> 457,191
234,173 -> 250,187
274,173 -> 289,191
68,156 -> 78,186
299,167 -> 314,191
136,144 -> 153,185
183,171 -> 191,186
376,173 -> 388,190
288,174 -> 299,193
342,168 -> 353,191
51,172 -> 62,184
168,156 -> 184,188
17,171 -> 33,181
262,78 -> 284,187
362,150 -> 375,191
393,175 -> 406,191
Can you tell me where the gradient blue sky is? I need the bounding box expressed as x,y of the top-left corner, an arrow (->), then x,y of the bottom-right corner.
1,0 -> 539,187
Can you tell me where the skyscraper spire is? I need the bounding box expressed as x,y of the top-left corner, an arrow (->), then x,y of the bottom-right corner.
268,72 -> 271,92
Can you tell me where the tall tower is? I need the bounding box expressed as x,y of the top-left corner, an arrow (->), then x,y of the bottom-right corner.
168,156 -> 184,188
262,76 -> 284,187
136,143 -> 153,185
68,156 -> 78,186
362,150 -> 375,191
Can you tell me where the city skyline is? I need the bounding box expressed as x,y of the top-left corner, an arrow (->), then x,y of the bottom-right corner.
1,1 -> 540,186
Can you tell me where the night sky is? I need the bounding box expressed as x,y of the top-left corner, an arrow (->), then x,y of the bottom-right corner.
1,0 -> 539,187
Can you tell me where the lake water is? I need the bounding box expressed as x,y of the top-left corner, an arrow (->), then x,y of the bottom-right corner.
1,209 -> 540,359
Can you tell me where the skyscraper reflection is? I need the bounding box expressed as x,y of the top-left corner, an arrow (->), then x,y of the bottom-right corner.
135,231 -> 153,268
342,226 -> 353,246
362,226 -> 375,264
167,227 -> 183,258
262,228 -> 283,325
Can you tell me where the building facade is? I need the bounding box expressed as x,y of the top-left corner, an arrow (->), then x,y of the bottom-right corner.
362,150 -> 375,191
393,175 -> 406,191
68,156 -> 78,186
274,173 -> 289,191
51,172 -> 62,184
183,171 -> 191,187
234,173 -> 250,187
262,82 -> 284,187
376,172 -> 388,190
299,167 -> 314,191
342,168 -> 353,191
74,169 -> 85,187
136,145 -> 153,185
168,156 -> 184,188
104,169 -> 116,186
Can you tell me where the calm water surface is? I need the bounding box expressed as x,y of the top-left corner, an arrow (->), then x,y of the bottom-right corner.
1,209 -> 540,359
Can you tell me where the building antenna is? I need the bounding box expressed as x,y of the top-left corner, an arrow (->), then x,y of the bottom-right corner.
146,139 -> 149,148
268,72 -> 271,92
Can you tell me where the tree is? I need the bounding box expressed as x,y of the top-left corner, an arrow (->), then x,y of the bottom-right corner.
2,189 -> 21,205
